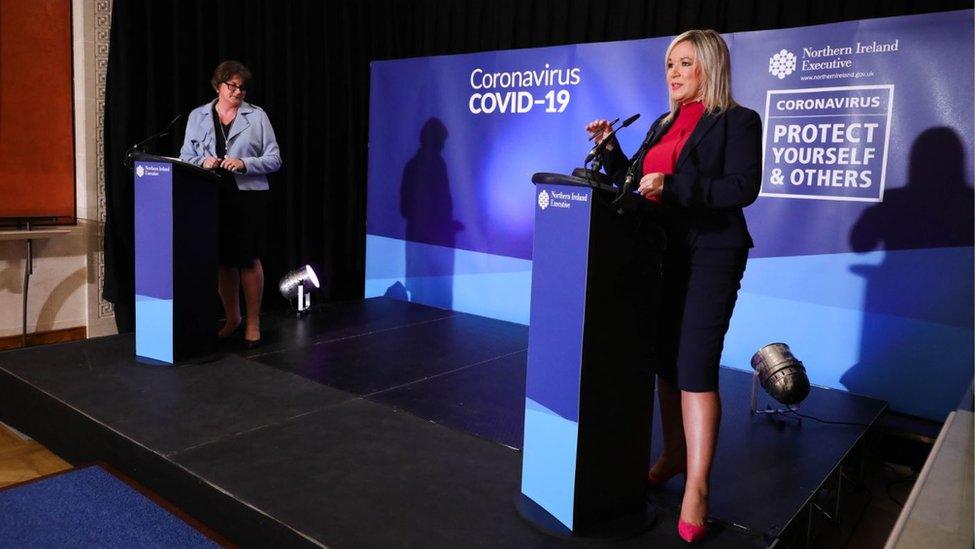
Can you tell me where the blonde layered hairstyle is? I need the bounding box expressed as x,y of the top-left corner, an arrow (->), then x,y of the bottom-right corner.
662,29 -> 736,124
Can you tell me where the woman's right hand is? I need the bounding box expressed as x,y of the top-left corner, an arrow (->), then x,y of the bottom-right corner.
202,156 -> 220,169
585,118 -> 614,143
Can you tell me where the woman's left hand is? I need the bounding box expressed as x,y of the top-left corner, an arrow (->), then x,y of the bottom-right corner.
638,172 -> 665,199
220,156 -> 245,172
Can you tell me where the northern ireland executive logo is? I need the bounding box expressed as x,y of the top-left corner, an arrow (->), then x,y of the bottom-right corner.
769,49 -> 797,79
135,165 -> 145,177
537,190 -> 550,210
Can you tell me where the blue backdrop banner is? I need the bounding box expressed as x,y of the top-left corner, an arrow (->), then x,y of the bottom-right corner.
366,10 -> 974,420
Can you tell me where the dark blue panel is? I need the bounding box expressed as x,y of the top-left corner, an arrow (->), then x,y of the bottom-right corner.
134,161 -> 174,362
134,161 -> 173,299
733,11 -> 974,258
524,185 -> 593,423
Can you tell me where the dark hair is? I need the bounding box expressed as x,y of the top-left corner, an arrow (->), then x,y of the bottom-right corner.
211,60 -> 252,91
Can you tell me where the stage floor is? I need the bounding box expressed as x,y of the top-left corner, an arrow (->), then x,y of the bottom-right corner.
0,298 -> 885,547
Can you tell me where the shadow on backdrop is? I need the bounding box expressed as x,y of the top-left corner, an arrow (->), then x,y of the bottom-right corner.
386,118 -> 464,310
844,127 -> 974,418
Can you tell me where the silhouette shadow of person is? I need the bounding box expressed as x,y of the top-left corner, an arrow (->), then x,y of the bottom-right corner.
391,118 -> 464,309
843,127 -> 974,416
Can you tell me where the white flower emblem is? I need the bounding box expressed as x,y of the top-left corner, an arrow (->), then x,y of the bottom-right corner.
537,190 -> 550,210
769,49 -> 797,79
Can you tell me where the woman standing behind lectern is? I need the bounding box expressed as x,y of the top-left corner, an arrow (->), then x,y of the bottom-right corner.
180,60 -> 281,347
586,30 -> 760,543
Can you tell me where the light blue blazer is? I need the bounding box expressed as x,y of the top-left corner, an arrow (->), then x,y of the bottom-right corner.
179,100 -> 282,190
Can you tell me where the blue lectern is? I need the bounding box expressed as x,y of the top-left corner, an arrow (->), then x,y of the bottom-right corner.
518,173 -> 663,538
133,153 -> 219,364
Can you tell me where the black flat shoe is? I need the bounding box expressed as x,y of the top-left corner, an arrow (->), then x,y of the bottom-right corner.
244,337 -> 262,349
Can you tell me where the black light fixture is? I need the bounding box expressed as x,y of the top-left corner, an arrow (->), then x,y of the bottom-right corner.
278,265 -> 320,313
750,343 -> 811,415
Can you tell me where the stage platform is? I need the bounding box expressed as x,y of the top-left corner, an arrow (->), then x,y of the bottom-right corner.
0,298 -> 885,547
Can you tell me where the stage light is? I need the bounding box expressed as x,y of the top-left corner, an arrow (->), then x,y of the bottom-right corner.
750,343 -> 811,415
278,265 -> 320,313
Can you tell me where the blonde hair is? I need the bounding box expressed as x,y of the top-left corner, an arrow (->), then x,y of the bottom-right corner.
662,29 -> 736,124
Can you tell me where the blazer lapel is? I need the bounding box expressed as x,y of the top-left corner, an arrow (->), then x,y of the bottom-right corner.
646,116 -> 673,149
199,105 -> 216,152
675,111 -> 721,171
227,103 -> 253,142
632,115 -> 673,167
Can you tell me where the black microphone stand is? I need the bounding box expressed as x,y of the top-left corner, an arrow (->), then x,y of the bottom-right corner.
123,114 -> 182,168
583,114 -> 639,189
612,129 -> 656,206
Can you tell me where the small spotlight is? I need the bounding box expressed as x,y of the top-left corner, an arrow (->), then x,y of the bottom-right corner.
278,265 -> 320,313
750,343 -> 811,416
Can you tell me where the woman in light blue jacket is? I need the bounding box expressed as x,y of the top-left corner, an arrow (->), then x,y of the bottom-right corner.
180,60 -> 281,348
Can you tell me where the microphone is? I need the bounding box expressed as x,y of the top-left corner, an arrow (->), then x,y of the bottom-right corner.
124,114 -> 182,168
588,117 -> 619,142
613,123 -> 658,204
620,112 -> 641,127
585,113 -> 640,165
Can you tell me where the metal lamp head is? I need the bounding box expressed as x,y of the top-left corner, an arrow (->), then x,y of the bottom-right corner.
278,265 -> 320,300
751,343 -> 810,406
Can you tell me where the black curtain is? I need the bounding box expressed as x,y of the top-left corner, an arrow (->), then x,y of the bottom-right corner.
103,0 -> 968,331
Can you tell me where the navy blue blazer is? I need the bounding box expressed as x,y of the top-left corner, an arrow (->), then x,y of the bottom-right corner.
606,105 -> 762,249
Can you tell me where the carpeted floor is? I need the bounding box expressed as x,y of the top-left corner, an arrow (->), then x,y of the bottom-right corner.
0,465 -> 216,547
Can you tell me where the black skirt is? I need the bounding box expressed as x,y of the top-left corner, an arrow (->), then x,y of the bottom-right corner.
218,186 -> 269,268
656,246 -> 748,392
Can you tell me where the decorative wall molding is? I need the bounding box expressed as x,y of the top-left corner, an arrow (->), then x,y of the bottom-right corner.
94,0 -> 113,318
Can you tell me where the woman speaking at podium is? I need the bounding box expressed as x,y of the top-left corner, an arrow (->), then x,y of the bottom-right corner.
180,60 -> 281,347
587,30 -> 761,543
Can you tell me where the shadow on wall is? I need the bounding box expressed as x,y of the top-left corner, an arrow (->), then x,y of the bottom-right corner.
0,240 -> 34,294
844,127 -> 974,418
0,267 -> 21,295
385,118 -> 464,309
36,267 -> 86,332
0,255 -> 85,333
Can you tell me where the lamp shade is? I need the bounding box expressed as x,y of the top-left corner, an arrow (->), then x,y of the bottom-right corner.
278,265 -> 320,300
750,343 -> 810,406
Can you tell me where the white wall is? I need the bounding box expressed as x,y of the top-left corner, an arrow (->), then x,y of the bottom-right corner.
0,231 -> 87,336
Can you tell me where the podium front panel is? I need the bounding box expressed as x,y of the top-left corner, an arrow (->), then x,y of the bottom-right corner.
134,161 -> 174,363
521,185 -> 593,531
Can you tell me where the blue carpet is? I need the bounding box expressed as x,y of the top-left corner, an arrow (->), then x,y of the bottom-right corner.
0,466 -> 216,548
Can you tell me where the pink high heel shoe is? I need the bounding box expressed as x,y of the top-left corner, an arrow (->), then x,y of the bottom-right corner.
677,519 -> 707,543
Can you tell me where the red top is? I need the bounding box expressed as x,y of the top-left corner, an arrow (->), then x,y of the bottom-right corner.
642,101 -> 705,202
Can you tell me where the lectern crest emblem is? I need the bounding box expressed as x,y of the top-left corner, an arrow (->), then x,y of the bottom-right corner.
136,165 -> 145,177
537,190 -> 550,210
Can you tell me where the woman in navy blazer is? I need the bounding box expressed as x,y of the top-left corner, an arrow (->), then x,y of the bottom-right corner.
588,30 -> 761,542
180,60 -> 281,347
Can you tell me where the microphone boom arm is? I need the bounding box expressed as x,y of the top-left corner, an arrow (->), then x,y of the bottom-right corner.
124,114 -> 182,168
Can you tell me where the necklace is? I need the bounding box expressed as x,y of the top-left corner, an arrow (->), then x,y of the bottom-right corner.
215,104 -> 236,147
218,118 -> 230,145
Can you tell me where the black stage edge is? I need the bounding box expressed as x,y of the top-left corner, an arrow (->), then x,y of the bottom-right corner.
0,298 -> 885,548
